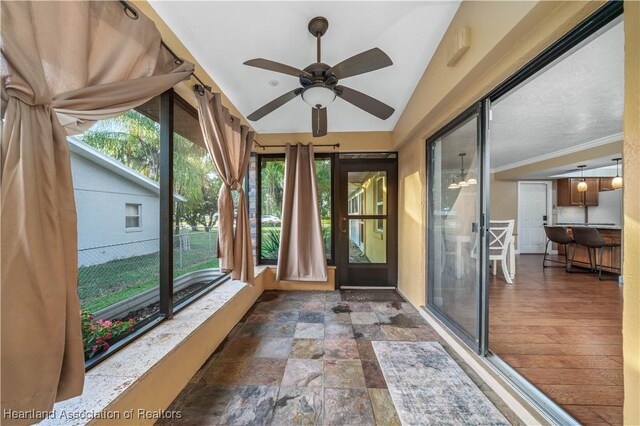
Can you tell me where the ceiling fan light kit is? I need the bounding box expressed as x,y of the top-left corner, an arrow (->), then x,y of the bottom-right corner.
244,16 -> 395,137
302,85 -> 336,108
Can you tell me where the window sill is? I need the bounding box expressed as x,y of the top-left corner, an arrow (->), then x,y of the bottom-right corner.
43,267 -> 269,425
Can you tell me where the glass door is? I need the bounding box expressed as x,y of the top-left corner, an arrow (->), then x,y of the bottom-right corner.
337,159 -> 398,288
426,103 -> 487,351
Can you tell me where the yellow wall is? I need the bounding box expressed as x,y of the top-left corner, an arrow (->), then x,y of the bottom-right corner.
255,131 -> 393,154
623,1 -> 639,422
489,175 -> 518,229
363,176 -> 387,263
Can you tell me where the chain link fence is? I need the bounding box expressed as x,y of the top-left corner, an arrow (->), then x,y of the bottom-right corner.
78,228 -> 219,312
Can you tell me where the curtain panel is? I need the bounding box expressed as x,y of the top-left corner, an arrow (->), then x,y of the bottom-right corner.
195,91 -> 255,283
1,1 -> 193,416
277,143 -> 328,282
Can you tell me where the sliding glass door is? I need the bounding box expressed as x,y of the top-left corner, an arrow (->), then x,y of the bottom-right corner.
427,103 -> 487,351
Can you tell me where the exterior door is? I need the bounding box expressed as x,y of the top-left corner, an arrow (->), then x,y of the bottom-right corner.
426,103 -> 488,352
518,182 -> 549,254
336,159 -> 397,288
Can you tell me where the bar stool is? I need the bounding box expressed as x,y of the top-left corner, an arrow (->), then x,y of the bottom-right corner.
543,226 -> 574,270
570,227 -> 621,280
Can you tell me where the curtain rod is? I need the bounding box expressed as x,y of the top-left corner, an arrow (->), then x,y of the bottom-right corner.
119,1 -> 211,92
254,143 -> 341,150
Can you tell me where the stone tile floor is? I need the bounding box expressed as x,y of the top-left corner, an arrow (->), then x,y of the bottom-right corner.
159,290 -> 522,426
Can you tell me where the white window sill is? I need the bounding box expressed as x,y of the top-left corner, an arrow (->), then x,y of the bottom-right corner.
42,266 -> 269,425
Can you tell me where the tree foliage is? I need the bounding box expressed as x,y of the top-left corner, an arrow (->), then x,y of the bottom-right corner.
81,110 -> 222,232
260,157 -> 331,219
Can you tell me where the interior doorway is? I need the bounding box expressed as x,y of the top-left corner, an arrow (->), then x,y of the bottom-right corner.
517,181 -> 552,254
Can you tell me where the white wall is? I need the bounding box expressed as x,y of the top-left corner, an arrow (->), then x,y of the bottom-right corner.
589,190 -> 623,226
71,153 -> 161,266
556,190 -> 622,226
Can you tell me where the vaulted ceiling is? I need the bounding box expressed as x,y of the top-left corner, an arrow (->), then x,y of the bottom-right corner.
149,1 -> 460,134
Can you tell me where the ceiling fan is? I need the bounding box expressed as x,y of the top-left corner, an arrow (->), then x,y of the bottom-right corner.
244,16 -> 395,137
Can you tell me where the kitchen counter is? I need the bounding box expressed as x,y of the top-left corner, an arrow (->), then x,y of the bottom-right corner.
556,223 -> 621,230
557,226 -> 622,273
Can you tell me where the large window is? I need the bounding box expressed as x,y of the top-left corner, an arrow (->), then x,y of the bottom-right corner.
258,154 -> 333,263
171,97 -> 225,305
76,100 -> 163,362
75,91 -> 227,366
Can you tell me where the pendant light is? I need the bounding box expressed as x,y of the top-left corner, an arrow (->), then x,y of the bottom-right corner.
577,165 -> 588,192
457,153 -> 469,187
448,178 -> 459,190
612,157 -> 623,189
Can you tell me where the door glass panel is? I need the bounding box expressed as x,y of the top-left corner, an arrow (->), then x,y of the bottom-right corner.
347,171 -> 387,215
348,219 -> 386,263
428,113 -> 481,342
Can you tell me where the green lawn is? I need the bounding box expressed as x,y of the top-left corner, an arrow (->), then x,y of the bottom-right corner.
79,231 -> 219,312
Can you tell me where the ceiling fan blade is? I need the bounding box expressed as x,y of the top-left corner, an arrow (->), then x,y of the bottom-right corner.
244,58 -> 312,78
327,48 -> 392,80
335,85 -> 394,120
312,107 -> 327,137
247,89 -> 302,121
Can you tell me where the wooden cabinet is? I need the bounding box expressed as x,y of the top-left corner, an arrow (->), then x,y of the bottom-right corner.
557,178 -> 599,206
599,177 -> 615,191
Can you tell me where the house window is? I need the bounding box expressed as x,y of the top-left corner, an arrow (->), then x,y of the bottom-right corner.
257,155 -> 333,264
375,176 -> 385,232
125,203 -> 142,229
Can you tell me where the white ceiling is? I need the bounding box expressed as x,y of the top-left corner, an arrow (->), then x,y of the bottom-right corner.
149,1 -> 460,134
490,20 -> 624,173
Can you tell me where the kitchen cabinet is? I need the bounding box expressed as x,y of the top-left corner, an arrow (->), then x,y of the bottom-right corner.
599,177 -> 615,191
557,178 -> 599,206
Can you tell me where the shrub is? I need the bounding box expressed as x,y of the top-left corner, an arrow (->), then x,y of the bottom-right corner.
81,310 -> 136,360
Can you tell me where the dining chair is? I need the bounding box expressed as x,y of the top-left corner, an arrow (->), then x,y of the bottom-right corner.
489,220 -> 515,284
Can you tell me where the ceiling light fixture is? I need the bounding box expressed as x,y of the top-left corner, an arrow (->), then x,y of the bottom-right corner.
577,165 -> 588,192
612,157 -> 623,189
301,85 -> 336,109
457,153 -> 470,187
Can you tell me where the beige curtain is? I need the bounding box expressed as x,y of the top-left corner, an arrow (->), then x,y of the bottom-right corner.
1,1 -> 193,416
277,143 -> 328,282
196,91 -> 255,283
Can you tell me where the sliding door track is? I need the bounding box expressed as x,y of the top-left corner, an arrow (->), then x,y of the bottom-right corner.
485,353 -> 581,426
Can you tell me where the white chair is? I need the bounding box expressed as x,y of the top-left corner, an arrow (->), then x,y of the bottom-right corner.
489,220 -> 515,284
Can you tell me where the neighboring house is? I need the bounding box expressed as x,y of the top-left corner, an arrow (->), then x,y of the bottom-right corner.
347,172 -> 387,263
68,137 -> 186,266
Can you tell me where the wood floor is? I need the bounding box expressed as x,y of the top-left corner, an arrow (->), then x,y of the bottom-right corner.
489,254 -> 623,426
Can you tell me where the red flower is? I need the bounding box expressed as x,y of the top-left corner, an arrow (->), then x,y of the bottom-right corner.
103,343 -> 110,350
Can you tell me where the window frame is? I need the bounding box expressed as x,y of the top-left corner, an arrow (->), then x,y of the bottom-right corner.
124,203 -> 142,231
256,152 -> 335,266
84,90 -> 229,370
